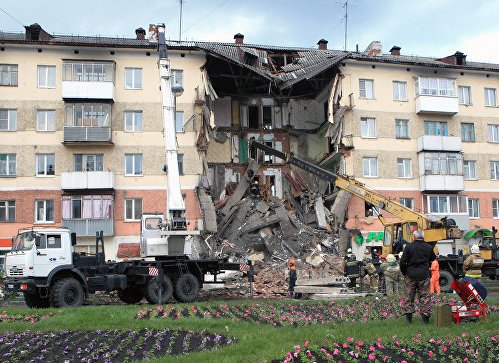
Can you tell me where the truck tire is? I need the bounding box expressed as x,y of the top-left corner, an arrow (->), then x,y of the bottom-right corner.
144,276 -> 173,304
23,293 -> 50,309
439,270 -> 454,293
50,278 -> 85,308
173,273 -> 200,303
118,287 -> 144,304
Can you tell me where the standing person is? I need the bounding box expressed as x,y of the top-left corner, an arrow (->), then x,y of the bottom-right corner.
400,230 -> 436,324
383,254 -> 403,295
288,259 -> 297,298
463,245 -> 484,279
378,255 -> 389,294
430,255 -> 440,295
363,251 -> 378,291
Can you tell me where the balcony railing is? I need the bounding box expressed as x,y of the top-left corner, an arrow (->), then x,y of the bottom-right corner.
62,81 -> 114,100
419,175 -> 464,192
417,135 -> 461,152
63,126 -> 111,143
61,171 -> 115,190
62,218 -> 114,237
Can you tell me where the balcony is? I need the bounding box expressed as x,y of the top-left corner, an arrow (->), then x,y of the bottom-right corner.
419,174 -> 464,192
62,219 -> 113,237
415,95 -> 459,114
62,81 -> 114,101
417,135 -> 462,152
62,61 -> 115,101
61,171 -> 115,190
414,77 -> 459,114
63,126 -> 112,143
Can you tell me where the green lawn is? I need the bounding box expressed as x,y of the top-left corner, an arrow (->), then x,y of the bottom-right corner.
0,296 -> 497,363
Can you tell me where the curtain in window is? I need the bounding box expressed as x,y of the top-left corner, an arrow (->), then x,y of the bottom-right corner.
82,196 -> 93,219
103,197 -> 112,219
62,197 -> 71,219
93,197 -> 103,218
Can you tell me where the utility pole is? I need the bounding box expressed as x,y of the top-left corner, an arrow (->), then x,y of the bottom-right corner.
179,0 -> 184,40
343,0 -> 348,51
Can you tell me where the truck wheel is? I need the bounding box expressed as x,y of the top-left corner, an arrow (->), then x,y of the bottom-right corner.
439,270 -> 454,293
173,273 -> 200,303
118,287 -> 144,304
50,278 -> 85,308
23,293 -> 50,309
144,276 -> 173,304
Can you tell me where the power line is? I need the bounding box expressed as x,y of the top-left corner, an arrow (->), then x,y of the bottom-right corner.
0,7 -> 25,29
182,0 -> 230,34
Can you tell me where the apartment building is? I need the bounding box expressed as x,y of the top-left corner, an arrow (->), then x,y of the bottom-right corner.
0,24 -> 205,258
337,44 -> 499,253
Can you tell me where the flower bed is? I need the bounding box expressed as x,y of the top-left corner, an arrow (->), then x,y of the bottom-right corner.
136,295 -> 498,327
273,332 -> 499,362
0,311 -> 54,324
0,328 -> 236,362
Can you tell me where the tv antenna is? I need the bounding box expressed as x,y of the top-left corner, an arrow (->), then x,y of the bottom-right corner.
179,0 -> 184,40
342,0 -> 348,51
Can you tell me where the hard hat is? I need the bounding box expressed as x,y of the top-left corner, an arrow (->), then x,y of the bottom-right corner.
380,254 -> 387,260
364,249 -> 370,255
347,248 -> 352,253
289,259 -> 296,265
413,229 -> 424,240
386,254 -> 396,263
470,245 -> 480,254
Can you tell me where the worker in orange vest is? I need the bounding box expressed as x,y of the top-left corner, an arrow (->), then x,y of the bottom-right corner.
430,254 -> 440,295
288,259 -> 297,298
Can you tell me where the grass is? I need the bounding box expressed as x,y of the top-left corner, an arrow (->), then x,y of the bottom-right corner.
0,296 -> 497,363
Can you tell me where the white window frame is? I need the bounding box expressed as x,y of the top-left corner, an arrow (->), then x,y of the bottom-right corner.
35,199 -> 54,223
416,77 -> 456,97
426,195 -> 467,214
0,200 -> 15,222
461,123 -> 475,142
463,160 -> 477,180
175,111 -> 184,133
424,121 -> 448,136
400,198 -> 414,209
360,117 -> 376,138
468,199 -> 480,219
74,154 -> 104,172
125,154 -> 143,176
172,69 -> 183,87
64,103 -> 111,127
491,161 -> 499,180
363,157 -> 378,177
485,88 -> 497,107
0,64 -> 18,86
395,119 -> 409,139
36,153 -> 55,177
397,158 -> 412,178
0,109 -> 17,131
124,111 -> 143,132
392,81 -> 407,101
37,65 -> 56,88
125,67 -> 142,89
36,110 -> 56,131
359,79 -> 374,99
0,154 -> 16,177
458,86 -> 471,105
488,124 -> 499,143
125,198 -> 142,221
493,199 -> 499,218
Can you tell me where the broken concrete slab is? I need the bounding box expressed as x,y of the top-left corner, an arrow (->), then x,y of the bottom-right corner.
221,159 -> 259,215
305,254 -> 324,267
315,196 -> 328,229
330,189 -> 351,223
248,251 -> 265,262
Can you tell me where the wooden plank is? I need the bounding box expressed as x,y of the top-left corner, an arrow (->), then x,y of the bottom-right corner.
296,276 -> 350,286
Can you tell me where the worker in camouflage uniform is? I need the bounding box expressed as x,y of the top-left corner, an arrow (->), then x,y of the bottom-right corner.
363,250 -> 378,291
378,254 -> 389,294
382,254 -> 402,295
464,244 -> 484,278
400,230 -> 436,324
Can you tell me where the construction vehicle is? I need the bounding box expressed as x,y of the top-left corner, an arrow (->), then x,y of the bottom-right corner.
250,140 -> 465,291
476,227 -> 498,279
3,24 -> 240,308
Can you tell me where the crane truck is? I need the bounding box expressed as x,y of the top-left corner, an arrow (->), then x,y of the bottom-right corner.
3,24 -> 241,308
250,140 -> 466,291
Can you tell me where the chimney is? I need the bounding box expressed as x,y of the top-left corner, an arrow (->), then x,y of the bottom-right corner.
454,51 -> 467,65
317,39 -> 328,50
135,27 -> 146,40
389,46 -> 401,56
234,33 -> 244,45
364,41 -> 382,57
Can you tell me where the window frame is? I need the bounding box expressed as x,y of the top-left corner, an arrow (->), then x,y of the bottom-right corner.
490,161 -> 499,180
36,153 -> 55,177
397,158 -> 412,178
124,198 -> 142,221
73,154 -> 104,172
468,199 -> 480,219
359,79 -> 374,99
0,109 -> 17,131
400,198 -> 414,210
124,154 -> 143,176
0,200 -> 15,222
362,157 -> 378,177
458,85 -> 472,105
64,103 -> 111,127
460,122 -> 475,142
395,119 -> 409,139
175,111 -> 184,133
485,88 -> 497,107
125,67 -> 143,89
493,199 -> 499,219
0,64 -> 18,86
172,69 -> 183,87
0,154 -> 16,177
37,65 -> 56,88
360,117 -> 376,138
392,81 -> 408,101
124,111 -> 143,132
463,160 -> 477,180
36,110 -> 56,132
424,120 -> 448,136
35,199 -> 54,223
488,124 -> 499,143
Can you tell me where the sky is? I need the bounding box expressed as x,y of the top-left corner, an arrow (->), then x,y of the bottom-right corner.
2,0 -> 499,63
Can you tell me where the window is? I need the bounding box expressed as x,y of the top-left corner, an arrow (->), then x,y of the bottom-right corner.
424,121 -> 448,136
395,119 -> 409,139
125,154 -> 143,176
463,160 -> 477,180
74,154 -> 103,172
468,199 -> 480,218
64,104 -> 110,127
36,110 -> 56,131
125,198 -> 142,221
426,195 -> 467,214
360,117 -> 376,137
0,154 -> 16,176
172,69 -> 183,87
461,123 -> 475,142
424,153 -> 463,175
45,235 -> 62,249
490,161 -> 499,180
248,105 -> 259,128
485,88 -> 497,106
359,79 -> 374,99
178,154 -> 184,175
400,198 -> 414,209
262,106 -> 273,130
392,81 -> 407,101
416,77 -> 455,97
124,111 -> 143,132
125,67 -> 142,89
363,157 -> 378,177
397,158 -> 412,178
458,86 -> 471,105
0,201 -> 15,222
0,64 -> 18,86
35,200 -> 54,223
0,109 -> 17,131
488,124 -> 499,142
493,199 -> 499,218
37,65 -> 56,88
62,195 -> 113,219
175,111 -> 184,132
63,61 -> 114,82
36,154 -> 55,176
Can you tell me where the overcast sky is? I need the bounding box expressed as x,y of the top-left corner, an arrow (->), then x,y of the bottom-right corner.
2,0 -> 499,63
